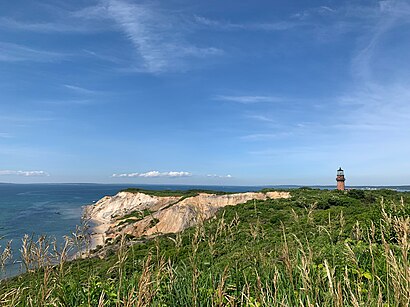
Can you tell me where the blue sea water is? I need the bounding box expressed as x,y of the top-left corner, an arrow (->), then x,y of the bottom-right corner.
0,183 -> 268,279
1,183 -> 409,279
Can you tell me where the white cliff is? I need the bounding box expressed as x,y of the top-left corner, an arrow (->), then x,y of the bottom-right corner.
85,191 -> 290,247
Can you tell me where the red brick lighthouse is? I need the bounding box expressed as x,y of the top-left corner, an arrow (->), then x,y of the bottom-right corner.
336,167 -> 346,191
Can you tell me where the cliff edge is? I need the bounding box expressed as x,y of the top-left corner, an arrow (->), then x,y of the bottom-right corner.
85,190 -> 291,248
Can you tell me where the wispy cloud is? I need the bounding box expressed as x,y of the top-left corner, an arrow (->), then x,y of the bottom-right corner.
232,1 -> 410,147
0,115 -> 55,124
292,6 -> 337,20
246,114 -> 276,123
40,99 -> 92,105
336,0 -> 410,137
0,42 -> 67,62
378,0 -> 410,17
2,1 -> 222,72
335,84 -> 410,135
63,84 -> 100,95
82,49 -> 124,64
112,171 -> 192,178
0,17 -> 99,33
240,132 -> 292,141
76,0 -> 223,73
194,15 -> 300,31
351,1 -> 410,82
0,170 -> 49,177
215,95 -> 283,104
0,133 -> 12,138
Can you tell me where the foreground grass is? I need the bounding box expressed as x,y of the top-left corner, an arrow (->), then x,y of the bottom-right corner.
0,188 -> 409,306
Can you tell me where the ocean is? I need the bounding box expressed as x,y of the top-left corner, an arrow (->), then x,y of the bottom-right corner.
0,183 -> 267,279
1,183 -> 409,279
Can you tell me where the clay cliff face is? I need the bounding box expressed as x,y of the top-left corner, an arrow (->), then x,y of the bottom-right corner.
87,191 -> 180,223
85,191 -> 290,247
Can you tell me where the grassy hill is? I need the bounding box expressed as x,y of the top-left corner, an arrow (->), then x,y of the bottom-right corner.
1,188 -> 409,306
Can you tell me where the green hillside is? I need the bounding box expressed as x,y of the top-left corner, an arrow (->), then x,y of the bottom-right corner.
1,188 -> 409,306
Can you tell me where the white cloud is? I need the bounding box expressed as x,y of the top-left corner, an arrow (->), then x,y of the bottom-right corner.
379,0 -> 410,16
292,6 -> 337,20
112,173 -> 128,177
0,42 -> 67,62
246,115 -> 276,123
112,171 -> 192,178
0,170 -> 49,177
207,174 -> 233,178
164,171 -> 192,178
82,49 -> 123,64
139,171 -> 162,178
76,0 -> 223,73
215,95 -> 283,104
63,84 -> 100,95
320,6 -> 337,13
194,15 -> 299,31
2,2 -> 223,72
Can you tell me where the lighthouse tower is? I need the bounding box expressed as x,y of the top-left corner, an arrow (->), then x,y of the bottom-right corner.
336,167 -> 346,191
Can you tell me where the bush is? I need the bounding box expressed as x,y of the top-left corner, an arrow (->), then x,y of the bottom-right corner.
1,189 -> 409,306
348,189 -> 366,199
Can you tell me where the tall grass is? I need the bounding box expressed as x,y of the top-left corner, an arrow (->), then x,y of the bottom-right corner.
0,191 -> 409,306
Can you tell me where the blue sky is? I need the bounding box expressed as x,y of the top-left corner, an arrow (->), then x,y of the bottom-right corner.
1,0 -> 410,185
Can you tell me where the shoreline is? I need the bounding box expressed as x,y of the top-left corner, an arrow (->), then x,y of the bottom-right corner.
82,203 -> 109,253
88,217 -> 107,251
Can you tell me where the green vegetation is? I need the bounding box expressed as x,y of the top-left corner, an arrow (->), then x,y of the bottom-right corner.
117,209 -> 153,227
120,209 -> 153,220
1,188 -> 409,306
148,218 -> 160,229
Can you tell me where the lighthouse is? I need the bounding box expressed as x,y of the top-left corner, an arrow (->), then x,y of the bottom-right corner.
336,167 -> 346,191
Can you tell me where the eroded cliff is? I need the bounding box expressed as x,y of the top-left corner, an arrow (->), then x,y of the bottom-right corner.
85,190 -> 291,248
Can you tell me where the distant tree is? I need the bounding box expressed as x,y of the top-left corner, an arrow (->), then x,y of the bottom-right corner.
347,189 -> 365,199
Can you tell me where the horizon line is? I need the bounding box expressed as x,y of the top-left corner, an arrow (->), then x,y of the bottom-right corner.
1,182 -> 409,188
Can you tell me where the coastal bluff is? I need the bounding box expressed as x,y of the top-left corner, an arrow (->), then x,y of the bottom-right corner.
85,190 -> 291,248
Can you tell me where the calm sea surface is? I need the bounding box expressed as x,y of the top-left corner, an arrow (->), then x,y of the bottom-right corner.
0,183 -> 268,278
1,183 -> 409,279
